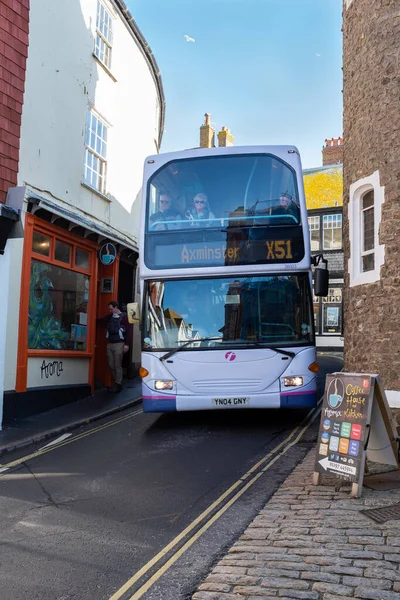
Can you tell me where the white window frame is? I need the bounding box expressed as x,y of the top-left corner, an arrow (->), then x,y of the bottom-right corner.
84,110 -> 108,194
361,190 -> 374,273
349,171 -> 385,287
308,215 -> 320,251
322,287 -> 342,304
322,213 -> 342,250
94,1 -> 113,69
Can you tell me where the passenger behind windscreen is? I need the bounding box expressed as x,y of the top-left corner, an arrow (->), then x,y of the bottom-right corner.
271,193 -> 300,222
149,192 -> 182,230
185,193 -> 215,227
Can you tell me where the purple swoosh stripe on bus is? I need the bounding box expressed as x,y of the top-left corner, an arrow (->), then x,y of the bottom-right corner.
281,389 -> 317,396
142,396 -> 177,400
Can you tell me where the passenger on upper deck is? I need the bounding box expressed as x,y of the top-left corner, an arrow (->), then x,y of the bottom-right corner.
149,192 -> 182,230
271,193 -> 300,222
184,193 -> 216,227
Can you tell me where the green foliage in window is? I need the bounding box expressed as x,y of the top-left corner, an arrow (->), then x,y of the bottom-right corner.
28,261 -> 69,349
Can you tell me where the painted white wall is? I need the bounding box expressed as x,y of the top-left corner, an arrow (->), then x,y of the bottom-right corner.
5,0 -> 162,395
385,391 -> 400,409
27,357 -> 90,388
18,0 -> 161,244
3,236 -> 24,393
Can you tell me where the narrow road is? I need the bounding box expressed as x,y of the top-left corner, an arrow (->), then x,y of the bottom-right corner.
0,354 -> 343,600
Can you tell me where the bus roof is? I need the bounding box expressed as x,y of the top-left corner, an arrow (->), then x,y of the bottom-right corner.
145,145 -> 301,165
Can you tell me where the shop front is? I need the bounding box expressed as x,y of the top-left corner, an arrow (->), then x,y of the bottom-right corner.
3,206 -> 138,423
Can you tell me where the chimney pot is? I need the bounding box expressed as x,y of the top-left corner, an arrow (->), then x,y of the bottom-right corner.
217,126 -> 235,147
200,113 -> 215,148
322,136 -> 344,165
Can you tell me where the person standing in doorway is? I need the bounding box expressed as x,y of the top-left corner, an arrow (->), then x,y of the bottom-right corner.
97,301 -> 132,393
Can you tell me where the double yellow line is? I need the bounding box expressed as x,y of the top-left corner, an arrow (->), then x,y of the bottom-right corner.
0,400 -> 322,600
109,404 -> 321,600
0,408 -> 143,474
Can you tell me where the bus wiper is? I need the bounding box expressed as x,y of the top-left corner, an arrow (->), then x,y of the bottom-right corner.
226,339 -> 295,358
160,337 -> 222,362
257,345 -> 295,358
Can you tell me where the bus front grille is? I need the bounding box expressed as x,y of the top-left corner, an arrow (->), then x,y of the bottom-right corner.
192,379 -> 262,391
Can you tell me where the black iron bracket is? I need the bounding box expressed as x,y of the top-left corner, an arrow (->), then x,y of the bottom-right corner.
311,253 -> 328,268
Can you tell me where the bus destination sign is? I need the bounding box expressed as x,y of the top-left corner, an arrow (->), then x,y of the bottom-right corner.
150,229 -> 305,269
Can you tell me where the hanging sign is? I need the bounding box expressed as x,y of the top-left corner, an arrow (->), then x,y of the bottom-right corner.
313,373 -> 399,498
99,242 -> 117,266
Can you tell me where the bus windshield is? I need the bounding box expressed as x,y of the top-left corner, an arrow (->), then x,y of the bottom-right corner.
147,153 -> 300,231
144,154 -> 304,270
143,274 -> 314,350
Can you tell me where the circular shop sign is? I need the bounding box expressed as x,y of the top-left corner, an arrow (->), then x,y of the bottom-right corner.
99,242 -> 117,266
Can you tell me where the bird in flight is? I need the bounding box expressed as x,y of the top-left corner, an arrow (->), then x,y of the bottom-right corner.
184,34 -> 196,43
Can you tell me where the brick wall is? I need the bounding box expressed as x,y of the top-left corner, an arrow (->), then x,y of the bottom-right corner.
343,0 -> 400,390
0,0 -> 29,204
322,138 -> 344,166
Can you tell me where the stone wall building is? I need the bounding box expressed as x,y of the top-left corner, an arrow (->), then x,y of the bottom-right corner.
343,0 -> 400,407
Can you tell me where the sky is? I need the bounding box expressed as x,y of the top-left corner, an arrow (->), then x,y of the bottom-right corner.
128,0 -> 343,169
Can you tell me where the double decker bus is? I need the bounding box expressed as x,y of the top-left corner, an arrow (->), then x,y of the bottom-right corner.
137,146 -> 328,412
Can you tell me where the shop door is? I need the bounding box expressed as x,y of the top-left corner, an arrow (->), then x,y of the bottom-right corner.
94,255 -> 120,388
118,258 -> 135,379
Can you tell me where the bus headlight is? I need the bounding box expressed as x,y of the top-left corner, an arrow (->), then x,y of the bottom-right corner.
154,380 -> 174,391
284,376 -> 303,387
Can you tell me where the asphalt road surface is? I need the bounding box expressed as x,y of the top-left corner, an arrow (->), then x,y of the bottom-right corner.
0,353 -> 343,600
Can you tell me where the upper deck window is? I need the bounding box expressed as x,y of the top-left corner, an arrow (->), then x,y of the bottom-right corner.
146,154 -> 300,232
144,154 -> 305,269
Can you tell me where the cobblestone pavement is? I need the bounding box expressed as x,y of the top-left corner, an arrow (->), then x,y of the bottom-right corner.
192,450 -> 400,600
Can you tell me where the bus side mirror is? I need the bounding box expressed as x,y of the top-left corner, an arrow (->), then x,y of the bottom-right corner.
127,302 -> 140,324
314,267 -> 329,297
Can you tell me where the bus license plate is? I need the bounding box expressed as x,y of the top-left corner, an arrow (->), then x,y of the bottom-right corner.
212,397 -> 250,408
